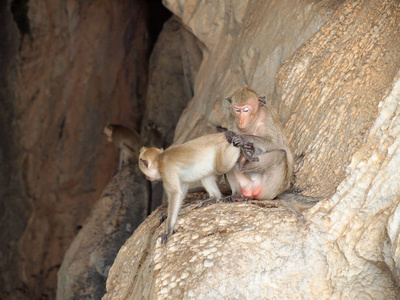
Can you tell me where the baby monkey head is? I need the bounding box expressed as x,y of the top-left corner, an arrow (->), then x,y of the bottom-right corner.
138,146 -> 163,181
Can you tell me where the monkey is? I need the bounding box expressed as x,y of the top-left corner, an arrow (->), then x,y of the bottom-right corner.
143,121 -> 164,148
138,131 -> 258,244
103,124 -> 143,170
223,85 -> 293,201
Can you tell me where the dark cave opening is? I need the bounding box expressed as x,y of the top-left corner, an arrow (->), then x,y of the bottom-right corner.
10,0 -> 31,37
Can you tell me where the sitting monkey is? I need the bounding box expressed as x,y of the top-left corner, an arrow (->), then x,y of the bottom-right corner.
138,131 -> 257,243
223,86 -> 293,201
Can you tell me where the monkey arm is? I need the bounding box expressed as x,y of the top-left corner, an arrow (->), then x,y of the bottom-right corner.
240,149 -> 287,173
233,134 -> 283,153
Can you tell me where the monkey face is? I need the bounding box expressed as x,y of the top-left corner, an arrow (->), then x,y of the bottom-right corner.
103,124 -> 113,140
232,97 -> 259,130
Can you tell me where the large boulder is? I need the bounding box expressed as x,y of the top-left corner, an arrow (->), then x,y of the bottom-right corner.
57,166 -> 149,300
103,0 -> 400,298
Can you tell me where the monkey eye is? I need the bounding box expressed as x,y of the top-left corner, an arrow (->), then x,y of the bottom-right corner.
233,107 -> 240,113
243,107 -> 250,112
140,158 -> 149,168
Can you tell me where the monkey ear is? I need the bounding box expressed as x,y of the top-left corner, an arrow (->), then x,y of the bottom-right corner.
225,96 -> 232,104
258,95 -> 267,106
140,158 -> 149,168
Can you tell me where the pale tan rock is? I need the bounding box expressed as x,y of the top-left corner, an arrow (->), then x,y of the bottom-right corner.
171,0 -> 336,143
103,0 -> 400,298
276,0 -> 400,198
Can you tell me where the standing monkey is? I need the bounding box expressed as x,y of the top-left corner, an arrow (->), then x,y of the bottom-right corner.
138,131 -> 257,243
224,86 -> 293,200
103,124 -> 143,170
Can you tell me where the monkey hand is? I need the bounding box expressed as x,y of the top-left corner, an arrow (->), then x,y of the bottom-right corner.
225,131 -> 237,143
217,125 -> 228,132
241,142 -> 259,163
232,134 -> 245,147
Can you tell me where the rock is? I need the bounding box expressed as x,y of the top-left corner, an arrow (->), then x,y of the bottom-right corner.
171,0 -> 337,144
0,3 -> 28,300
103,0 -> 400,298
276,0 -> 400,198
140,16 -> 202,209
57,9 -> 203,300
0,0 -> 155,298
141,16 -> 202,148
57,166 -> 149,300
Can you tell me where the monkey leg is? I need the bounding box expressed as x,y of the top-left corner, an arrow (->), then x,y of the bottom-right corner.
221,194 -> 249,203
243,151 -> 289,200
161,181 -> 188,244
226,163 -> 267,199
226,164 -> 250,196
198,176 -> 222,207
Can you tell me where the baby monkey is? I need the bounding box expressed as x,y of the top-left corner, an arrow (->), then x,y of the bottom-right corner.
138,131 -> 258,244
104,124 -> 143,170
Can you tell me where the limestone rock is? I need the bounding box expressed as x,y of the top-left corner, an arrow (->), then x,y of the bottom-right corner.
276,0 -> 400,198
171,0 -> 337,144
57,166 -> 149,299
103,0 -> 400,298
141,16 -> 202,148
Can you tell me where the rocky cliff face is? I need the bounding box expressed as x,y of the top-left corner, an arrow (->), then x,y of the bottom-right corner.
56,15 -> 202,299
2,0 -> 400,299
103,0 -> 400,298
0,0 -> 169,299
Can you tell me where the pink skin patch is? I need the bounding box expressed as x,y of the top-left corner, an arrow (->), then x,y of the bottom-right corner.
241,184 -> 262,199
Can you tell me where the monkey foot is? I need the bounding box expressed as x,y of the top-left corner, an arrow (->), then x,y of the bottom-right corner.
221,195 -> 249,203
159,213 -> 168,225
198,199 -> 218,207
160,231 -> 175,244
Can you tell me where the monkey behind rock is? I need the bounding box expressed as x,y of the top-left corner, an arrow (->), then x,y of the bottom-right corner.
138,131 -> 258,244
104,124 -> 143,170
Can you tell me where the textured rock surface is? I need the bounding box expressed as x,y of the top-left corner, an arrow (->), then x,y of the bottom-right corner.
56,11 -> 201,300
104,194 -> 399,299
141,16 -> 202,148
0,3 -> 28,300
57,166 -> 149,300
103,0 -> 400,298
169,0 -> 337,143
276,0 -> 400,198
